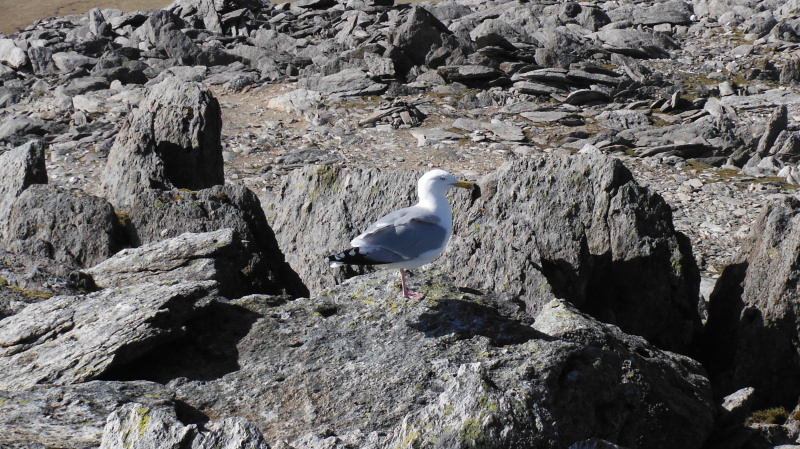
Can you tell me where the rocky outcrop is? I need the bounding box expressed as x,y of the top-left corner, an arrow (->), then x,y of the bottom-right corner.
0,280 -> 216,388
96,76 -> 305,297
6,0 -> 800,446
80,229 -> 258,298
123,184 -> 307,297
265,154 -> 701,353
155,271 -> 714,449
702,197 -> 800,408
5,184 -> 124,270
0,140 -> 47,239
101,77 -> 223,209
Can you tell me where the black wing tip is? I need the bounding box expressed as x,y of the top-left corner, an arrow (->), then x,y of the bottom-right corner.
327,248 -> 390,266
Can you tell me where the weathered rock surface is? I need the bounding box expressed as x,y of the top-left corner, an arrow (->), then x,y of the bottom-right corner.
702,197 -> 800,408
0,381 -> 178,449
265,154 -> 701,353
5,184 -> 124,270
0,140 -> 48,239
145,271 -> 714,449
0,280 -> 216,388
80,229 -> 255,298
100,403 -> 270,449
101,78 -> 223,208
124,184 -> 307,297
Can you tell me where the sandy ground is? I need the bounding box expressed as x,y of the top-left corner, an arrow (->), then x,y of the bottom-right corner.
0,0 -> 172,34
0,0 -> 429,34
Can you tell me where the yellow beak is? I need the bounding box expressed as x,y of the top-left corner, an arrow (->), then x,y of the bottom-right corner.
452,180 -> 474,190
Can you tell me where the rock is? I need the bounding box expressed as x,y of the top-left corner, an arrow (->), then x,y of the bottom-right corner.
452,118 -> 524,142
81,229 -> 258,298
702,197 -> 800,407
0,280 -> 216,388
294,0 -> 336,9
299,68 -> 387,97
88,8 -> 110,37
596,109 -> 651,129
167,0 -> 223,34
101,77 -> 223,208
564,89 -> 610,105
781,57 -> 800,84
52,51 -> 98,72
756,104 -> 788,156
124,184 -> 307,297
0,38 -> 28,69
266,88 -> 323,116
390,6 -> 452,73
264,156 -> 702,353
0,114 -> 48,146
592,29 -> 676,59
513,81 -> 568,96
0,140 -> 48,240
521,110 -> 583,126
606,0 -> 694,26
719,387 -> 757,428
190,418 -> 271,449
744,10 -> 777,37
4,184 -> 124,270
0,380 -> 179,449
161,271 -> 713,448
100,402 -> 194,449
569,439 -> 626,449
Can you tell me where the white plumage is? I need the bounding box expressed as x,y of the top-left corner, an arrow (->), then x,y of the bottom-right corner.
326,169 -> 475,299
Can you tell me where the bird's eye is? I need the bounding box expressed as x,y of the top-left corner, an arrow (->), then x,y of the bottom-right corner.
439,176 -> 446,180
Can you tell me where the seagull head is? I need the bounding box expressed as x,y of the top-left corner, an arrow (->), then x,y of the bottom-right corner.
418,169 -> 474,198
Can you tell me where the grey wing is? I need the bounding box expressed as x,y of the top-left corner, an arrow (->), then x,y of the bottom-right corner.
356,206 -> 423,238
351,210 -> 447,261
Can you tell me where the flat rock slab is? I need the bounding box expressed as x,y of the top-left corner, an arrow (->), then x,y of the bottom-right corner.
0,281 -> 216,388
721,90 -> 800,110
521,110 -> 583,125
81,229 -> 240,290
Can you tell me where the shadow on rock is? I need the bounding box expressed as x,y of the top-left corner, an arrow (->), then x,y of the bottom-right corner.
100,300 -> 262,383
408,298 -> 546,345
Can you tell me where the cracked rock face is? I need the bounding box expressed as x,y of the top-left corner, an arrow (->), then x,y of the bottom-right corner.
150,271 -> 714,449
0,280 -> 217,388
703,197 -> 800,408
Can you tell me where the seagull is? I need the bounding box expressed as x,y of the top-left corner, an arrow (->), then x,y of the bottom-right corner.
326,169 -> 476,300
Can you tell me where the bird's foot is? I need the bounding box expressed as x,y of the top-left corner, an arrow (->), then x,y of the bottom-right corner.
403,290 -> 426,300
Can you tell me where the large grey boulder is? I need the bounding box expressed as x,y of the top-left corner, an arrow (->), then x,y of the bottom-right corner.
264,155 -> 701,353
0,280 -> 216,388
125,184 -> 307,297
163,271 -> 713,448
702,197 -> 800,408
389,6 -> 457,74
101,77 -> 223,208
606,0 -> 694,26
0,140 -> 48,239
80,229 -> 257,298
5,184 -> 124,270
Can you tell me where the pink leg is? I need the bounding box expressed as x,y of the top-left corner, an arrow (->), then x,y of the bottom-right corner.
399,269 -> 425,300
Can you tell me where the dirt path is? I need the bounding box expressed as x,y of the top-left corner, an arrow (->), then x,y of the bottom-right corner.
0,0 -> 170,34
